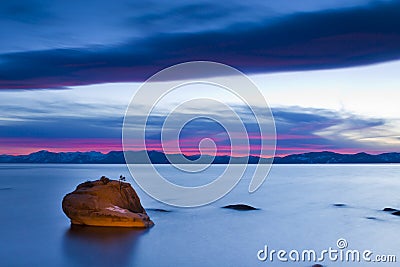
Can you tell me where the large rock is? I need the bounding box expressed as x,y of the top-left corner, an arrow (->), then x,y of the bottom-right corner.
62,176 -> 153,228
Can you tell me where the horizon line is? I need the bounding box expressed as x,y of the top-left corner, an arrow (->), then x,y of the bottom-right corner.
2,149 -> 399,158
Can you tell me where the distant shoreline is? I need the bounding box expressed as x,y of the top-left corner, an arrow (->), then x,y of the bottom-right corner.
1,150 -> 400,164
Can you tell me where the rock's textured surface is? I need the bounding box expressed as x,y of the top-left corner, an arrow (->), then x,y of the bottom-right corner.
62,176 -> 153,228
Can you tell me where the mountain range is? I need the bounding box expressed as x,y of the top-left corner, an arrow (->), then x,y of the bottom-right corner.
1,150 -> 400,164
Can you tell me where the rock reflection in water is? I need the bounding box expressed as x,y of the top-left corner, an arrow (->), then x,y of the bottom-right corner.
63,225 -> 148,267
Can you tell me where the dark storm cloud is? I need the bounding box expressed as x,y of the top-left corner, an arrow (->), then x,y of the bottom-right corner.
0,116 -> 123,139
0,1 -> 53,24
1,1 -> 400,89
129,2 -> 241,30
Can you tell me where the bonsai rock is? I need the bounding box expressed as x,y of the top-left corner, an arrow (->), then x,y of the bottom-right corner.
62,176 -> 153,228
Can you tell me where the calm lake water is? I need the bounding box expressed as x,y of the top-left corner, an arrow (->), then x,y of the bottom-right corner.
0,164 -> 399,267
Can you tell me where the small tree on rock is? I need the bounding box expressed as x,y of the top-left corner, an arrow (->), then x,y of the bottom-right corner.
119,175 -> 126,191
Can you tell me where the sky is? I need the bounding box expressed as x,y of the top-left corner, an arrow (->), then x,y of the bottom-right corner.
1,0 -> 400,156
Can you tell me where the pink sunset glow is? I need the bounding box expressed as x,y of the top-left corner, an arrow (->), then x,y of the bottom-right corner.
0,137 -> 390,157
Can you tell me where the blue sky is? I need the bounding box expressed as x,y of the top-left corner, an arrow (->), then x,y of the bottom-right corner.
0,0 -> 400,155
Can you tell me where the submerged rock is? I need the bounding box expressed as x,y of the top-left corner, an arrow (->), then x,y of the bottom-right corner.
383,207 -> 399,212
382,207 -> 400,216
0,187 -> 12,191
147,208 -> 171,213
62,176 -> 153,228
222,204 -> 259,211
332,203 -> 347,207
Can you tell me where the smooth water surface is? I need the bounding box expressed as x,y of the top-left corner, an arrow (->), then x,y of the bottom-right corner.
0,164 -> 399,266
